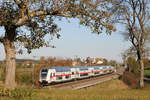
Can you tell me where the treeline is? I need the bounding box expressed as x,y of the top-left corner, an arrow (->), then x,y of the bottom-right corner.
38,56 -> 117,67
39,57 -> 73,66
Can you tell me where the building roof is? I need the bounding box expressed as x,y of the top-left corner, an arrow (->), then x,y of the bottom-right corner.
144,58 -> 150,62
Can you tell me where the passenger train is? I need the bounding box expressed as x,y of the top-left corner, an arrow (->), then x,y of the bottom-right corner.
39,66 -> 116,85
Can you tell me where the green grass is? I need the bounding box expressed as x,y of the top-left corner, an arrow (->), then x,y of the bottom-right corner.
1,79 -> 150,100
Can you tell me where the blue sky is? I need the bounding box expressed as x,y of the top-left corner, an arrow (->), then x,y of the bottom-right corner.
0,18 -> 131,62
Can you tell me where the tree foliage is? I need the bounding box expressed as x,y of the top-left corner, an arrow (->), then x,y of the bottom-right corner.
0,0 -> 116,53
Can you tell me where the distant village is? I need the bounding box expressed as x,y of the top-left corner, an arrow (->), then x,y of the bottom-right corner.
0,57 -> 149,68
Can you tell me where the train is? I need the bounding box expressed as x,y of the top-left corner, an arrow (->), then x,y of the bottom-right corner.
39,66 -> 116,85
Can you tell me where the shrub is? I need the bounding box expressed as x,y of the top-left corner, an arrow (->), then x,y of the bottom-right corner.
16,72 -> 32,85
126,57 -> 140,77
10,88 -> 34,98
0,87 -> 34,99
0,88 -> 11,96
122,71 -> 140,88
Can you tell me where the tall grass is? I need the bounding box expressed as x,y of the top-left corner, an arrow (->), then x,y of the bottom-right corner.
16,68 -> 33,86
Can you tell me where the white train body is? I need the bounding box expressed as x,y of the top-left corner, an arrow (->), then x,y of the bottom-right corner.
39,66 -> 115,85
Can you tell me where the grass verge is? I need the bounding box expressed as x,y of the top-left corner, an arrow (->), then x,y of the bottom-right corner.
1,79 -> 150,100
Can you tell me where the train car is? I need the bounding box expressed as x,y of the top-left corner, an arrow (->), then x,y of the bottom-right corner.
88,67 -> 94,77
92,66 -> 102,76
39,65 -> 115,85
70,67 -> 80,79
108,65 -> 116,73
77,66 -> 90,79
39,66 -> 72,85
101,66 -> 115,74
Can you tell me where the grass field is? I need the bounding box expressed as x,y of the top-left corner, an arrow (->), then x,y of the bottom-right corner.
1,79 -> 150,100
33,79 -> 150,100
1,66 -> 150,100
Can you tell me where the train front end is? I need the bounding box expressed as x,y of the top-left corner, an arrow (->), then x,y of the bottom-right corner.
39,68 -> 49,85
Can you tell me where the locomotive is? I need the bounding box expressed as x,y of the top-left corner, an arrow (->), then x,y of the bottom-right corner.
39,66 -> 115,85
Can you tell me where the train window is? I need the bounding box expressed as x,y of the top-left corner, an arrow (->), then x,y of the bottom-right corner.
80,73 -> 88,76
41,73 -> 47,78
65,76 -> 70,79
41,69 -> 48,73
94,72 -> 99,74
72,72 -> 74,75
41,69 -> 48,79
56,76 -> 62,80
50,73 -> 53,78
80,69 -> 88,71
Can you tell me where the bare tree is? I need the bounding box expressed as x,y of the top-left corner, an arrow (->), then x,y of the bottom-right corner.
114,0 -> 150,88
0,0 -> 116,89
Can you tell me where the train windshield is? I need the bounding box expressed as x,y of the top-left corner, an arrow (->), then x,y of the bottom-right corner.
41,69 -> 48,79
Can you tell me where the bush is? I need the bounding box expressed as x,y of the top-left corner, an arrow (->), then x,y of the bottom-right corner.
0,88 -> 11,96
16,72 -> 32,85
126,57 -> 140,77
0,87 -> 34,99
122,71 -> 140,88
10,88 -> 33,98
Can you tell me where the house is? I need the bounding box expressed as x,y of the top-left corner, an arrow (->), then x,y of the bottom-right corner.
95,58 -> 104,64
85,57 -> 104,65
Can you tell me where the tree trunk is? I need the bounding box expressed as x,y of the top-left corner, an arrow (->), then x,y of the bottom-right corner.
137,48 -> 144,88
3,39 -> 16,89
139,58 -> 144,88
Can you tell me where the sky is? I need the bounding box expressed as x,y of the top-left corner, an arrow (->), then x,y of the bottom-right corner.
0,18 -> 131,62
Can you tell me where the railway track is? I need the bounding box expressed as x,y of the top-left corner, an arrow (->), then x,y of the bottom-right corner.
43,68 -> 124,90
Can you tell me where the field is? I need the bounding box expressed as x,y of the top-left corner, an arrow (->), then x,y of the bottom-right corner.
1,65 -> 150,100
1,79 -> 150,100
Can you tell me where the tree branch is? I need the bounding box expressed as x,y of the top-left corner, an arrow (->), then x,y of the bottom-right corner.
15,1 -> 103,26
0,37 -> 4,43
16,7 -> 101,26
15,10 -> 75,26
